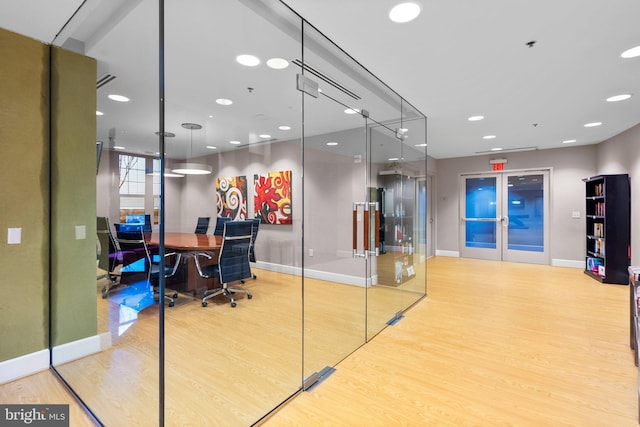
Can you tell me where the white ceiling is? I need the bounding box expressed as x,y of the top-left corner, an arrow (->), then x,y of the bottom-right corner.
2,0 -> 640,160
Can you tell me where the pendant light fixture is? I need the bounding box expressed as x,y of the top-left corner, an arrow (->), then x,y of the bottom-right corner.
172,122 -> 213,175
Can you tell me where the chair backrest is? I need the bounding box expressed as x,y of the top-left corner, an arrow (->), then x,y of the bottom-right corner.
116,228 -> 151,270
143,214 -> 152,233
218,220 -> 253,283
248,218 -> 260,263
213,216 -> 232,236
195,216 -> 210,234
97,216 -> 120,272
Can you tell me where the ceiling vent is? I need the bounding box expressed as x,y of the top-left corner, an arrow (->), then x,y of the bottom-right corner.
97,73 -> 116,89
291,59 -> 361,101
237,138 -> 278,148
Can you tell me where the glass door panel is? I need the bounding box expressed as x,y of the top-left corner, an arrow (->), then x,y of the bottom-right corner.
301,23 -> 368,381
164,1 -> 303,425
503,171 -> 549,264
51,0 -> 161,425
460,174 -> 501,260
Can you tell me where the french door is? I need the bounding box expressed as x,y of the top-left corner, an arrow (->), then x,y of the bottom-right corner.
459,170 -> 549,264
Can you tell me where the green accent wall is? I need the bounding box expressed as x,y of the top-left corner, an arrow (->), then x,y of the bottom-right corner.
0,29 -> 50,361
50,46 -> 97,346
0,28 -> 97,362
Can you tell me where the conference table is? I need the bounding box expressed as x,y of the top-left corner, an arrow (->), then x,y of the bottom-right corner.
148,232 -> 222,295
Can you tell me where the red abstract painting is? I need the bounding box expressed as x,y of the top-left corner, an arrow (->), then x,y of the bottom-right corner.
254,170 -> 292,225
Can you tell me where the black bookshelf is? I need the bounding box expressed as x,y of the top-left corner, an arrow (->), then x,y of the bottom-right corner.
583,174 -> 630,284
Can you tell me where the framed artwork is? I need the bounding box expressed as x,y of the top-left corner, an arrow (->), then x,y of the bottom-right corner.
216,176 -> 248,220
254,170 -> 292,224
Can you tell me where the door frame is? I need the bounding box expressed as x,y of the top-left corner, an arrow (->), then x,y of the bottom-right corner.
459,168 -> 551,264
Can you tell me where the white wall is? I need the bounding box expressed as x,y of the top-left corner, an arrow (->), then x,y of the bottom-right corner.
596,123 -> 640,265
434,145 -> 598,264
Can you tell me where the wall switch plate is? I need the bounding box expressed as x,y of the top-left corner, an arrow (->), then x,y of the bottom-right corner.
75,225 -> 86,240
571,211 -> 581,219
309,248 -> 314,257
7,228 -> 21,244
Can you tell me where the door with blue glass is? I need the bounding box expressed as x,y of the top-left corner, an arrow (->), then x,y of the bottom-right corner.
460,171 -> 549,264
460,174 -> 502,260
502,171 -> 549,264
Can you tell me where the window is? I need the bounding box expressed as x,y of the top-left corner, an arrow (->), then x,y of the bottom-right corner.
119,154 -> 146,223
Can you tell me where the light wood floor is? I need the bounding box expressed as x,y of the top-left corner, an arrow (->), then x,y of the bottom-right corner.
1,257 -> 637,426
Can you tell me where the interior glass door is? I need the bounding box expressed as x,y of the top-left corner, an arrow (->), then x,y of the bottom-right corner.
460,174 -> 502,260
460,171 -> 549,264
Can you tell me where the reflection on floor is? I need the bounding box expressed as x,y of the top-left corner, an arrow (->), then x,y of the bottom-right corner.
56,265 -> 425,426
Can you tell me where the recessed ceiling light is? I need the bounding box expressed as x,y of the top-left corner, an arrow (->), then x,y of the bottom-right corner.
278,125 -> 291,130
584,122 -> 602,127
388,157 -> 400,161
259,134 -> 271,139
114,146 -> 125,150
229,140 -> 241,145
326,142 -> 339,146
491,147 -> 503,151
483,135 -> 496,139
206,145 -> 217,150
108,94 -> 129,102
621,45 -> 640,59
344,108 -> 360,115
389,2 -> 421,23
208,115 -> 214,118
96,111 -> 104,116
606,94 -> 632,102
415,143 -> 427,147
468,115 -> 484,121
236,54 -> 260,67
267,58 -> 289,69
562,139 -> 576,144
216,98 -> 233,106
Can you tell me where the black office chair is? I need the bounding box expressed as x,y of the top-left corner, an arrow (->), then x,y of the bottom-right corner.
195,216 -> 210,234
143,214 -> 152,233
97,216 -> 123,297
116,228 -> 152,286
213,216 -> 232,236
195,220 -> 254,307
150,252 -> 181,307
248,218 -> 261,279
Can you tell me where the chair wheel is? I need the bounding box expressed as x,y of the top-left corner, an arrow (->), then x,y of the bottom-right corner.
172,292 -> 178,298
168,301 -> 175,307
101,287 -> 108,298
202,301 -> 208,307
231,301 -> 237,308
247,294 -> 253,299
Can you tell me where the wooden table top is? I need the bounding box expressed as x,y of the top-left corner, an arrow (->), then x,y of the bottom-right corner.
148,232 -> 221,251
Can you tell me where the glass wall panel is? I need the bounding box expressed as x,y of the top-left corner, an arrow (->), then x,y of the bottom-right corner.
51,0 -> 161,425
163,0 -> 303,425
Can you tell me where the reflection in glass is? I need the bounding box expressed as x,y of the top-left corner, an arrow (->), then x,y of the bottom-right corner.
507,175 -> 544,252
465,177 -> 497,249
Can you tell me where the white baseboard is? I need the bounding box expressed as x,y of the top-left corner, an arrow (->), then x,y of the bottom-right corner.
551,259 -> 585,269
254,261 -> 370,287
52,332 -> 111,366
435,250 -> 460,257
0,350 -> 49,384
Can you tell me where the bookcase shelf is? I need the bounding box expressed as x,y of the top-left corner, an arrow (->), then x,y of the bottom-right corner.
583,174 -> 630,285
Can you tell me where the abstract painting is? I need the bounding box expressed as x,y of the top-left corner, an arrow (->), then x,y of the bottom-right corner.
254,170 -> 292,224
216,176 -> 247,220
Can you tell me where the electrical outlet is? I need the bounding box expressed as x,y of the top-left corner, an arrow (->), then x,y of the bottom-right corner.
309,248 -> 314,257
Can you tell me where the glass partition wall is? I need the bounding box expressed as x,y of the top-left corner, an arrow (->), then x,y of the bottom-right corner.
50,1 -> 426,425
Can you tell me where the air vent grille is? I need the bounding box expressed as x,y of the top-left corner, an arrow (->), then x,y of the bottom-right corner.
97,73 -> 116,89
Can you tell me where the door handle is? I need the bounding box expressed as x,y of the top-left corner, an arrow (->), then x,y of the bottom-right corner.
352,202 -> 380,258
353,202 -> 367,258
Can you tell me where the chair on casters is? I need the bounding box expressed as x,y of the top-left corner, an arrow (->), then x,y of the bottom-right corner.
97,216 -> 123,297
195,217 -> 210,234
194,220 -> 254,308
150,252 -> 181,307
213,216 -> 232,236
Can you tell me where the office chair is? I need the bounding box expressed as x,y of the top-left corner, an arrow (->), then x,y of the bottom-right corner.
150,252 -> 181,307
248,218 -> 261,279
116,228 -> 152,286
213,216 -> 232,236
97,216 -> 123,297
195,216 -> 210,234
143,214 -> 152,233
194,220 -> 254,307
